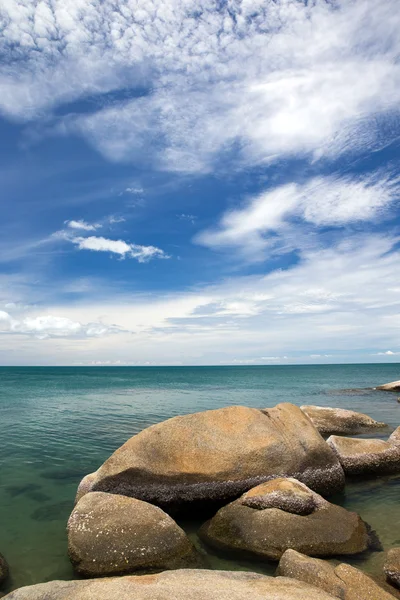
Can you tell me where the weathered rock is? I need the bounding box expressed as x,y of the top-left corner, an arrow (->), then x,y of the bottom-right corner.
277,549 -> 397,599
301,405 -> 386,436
377,381 -> 400,392
328,427 -> 400,476
68,491 -> 202,577
384,548 -> 400,588
199,478 -> 371,560
0,553 -> 9,585
77,404 -> 345,511
1,569 -> 339,600
74,471 -> 97,504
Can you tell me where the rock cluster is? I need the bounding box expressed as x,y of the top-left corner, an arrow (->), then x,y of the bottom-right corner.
377,380 -> 400,392
199,478 -> 372,560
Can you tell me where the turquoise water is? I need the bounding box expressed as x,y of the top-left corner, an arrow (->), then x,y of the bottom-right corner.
0,365 -> 399,593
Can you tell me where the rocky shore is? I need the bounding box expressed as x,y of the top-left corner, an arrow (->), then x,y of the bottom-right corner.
2,388 -> 400,599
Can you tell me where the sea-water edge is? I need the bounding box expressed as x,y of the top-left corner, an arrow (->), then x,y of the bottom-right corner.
0,365 -> 399,592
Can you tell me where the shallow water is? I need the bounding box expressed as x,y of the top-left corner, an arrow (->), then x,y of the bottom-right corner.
0,364 -> 399,592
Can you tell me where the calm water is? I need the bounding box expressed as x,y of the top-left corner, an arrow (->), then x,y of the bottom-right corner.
0,364 -> 399,593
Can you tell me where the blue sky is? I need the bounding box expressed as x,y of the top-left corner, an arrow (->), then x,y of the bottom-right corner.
0,0 -> 400,365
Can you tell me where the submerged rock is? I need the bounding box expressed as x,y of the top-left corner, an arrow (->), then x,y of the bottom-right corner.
199,478 -> 372,560
1,569 -> 339,600
301,405 -> 386,436
68,491 -> 203,577
277,549 -> 397,599
77,403 -> 345,511
377,381 -> 400,392
0,553 -> 9,585
384,548 -> 400,589
327,427 -> 400,476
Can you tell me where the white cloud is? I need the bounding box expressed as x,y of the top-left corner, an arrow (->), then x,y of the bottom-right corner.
0,311 -> 120,340
2,233 -> 399,364
1,1 -> 400,172
66,219 -> 101,231
196,172 -> 400,259
375,350 -> 400,356
71,235 -> 169,262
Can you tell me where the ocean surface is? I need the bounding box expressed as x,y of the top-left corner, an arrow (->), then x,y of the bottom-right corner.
0,364 -> 399,593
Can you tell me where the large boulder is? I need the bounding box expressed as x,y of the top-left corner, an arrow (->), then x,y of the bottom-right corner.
327,427 -> 400,476
199,478 -> 372,560
301,405 -> 386,436
0,553 -> 9,585
68,491 -> 202,577
1,569 -> 339,600
384,548 -> 400,588
377,380 -> 400,392
277,549 -> 397,599
76,404 -> 345,511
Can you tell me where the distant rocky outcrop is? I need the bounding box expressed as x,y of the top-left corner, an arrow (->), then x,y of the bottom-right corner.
68,492 -> 202,577
327,427 -> 400,476
301,405 -> 386,436
76,404 -> 345,511
199,478 -> 372,560
0,553 -> 9,585
1,569 -> 340,600
277,549 -> 397,599
377,380 -> 400,392
384,548 -> 400,589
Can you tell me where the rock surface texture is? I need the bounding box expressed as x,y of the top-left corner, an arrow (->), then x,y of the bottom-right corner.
0,553 -> 9,585
301,405 -> 386,436
67,492 -> 202,577
199,478 -> 371,560
328,427 -> 400,476
277,549 -> 397,599
384,548 -> 400,589
377,381 -> 400,392
2,569 -> 338,600
76,404 -> 345,511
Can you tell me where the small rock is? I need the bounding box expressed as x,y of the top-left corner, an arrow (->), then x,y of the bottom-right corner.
384,548 -> 400,589
68,491 -> 203,577
199,478 -> 372,560
301,405 -> 386,436
327,427 -> 400,476
377,381 -> 400,392
277,549 -> 397,599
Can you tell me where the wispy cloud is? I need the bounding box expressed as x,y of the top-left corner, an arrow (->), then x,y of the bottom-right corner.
196,171 -> 400,260
65,219 -> 101,231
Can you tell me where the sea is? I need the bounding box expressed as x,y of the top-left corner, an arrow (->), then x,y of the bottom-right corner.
0,364 -> 399,593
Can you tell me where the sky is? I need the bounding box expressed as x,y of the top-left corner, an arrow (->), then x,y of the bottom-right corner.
0,0 -> 400,366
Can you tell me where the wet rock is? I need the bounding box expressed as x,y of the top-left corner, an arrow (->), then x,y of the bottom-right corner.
384,548 -> 400,588
327,427 -> 400,476
199,478 -> 372,560
1,568 -> 339,599
0,553 -> 9,585
277,549 -> 397,599
67,492 -> 203,577
77,403 -> 345,512
377,381 -> 400,392
301,405 -> 386,436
